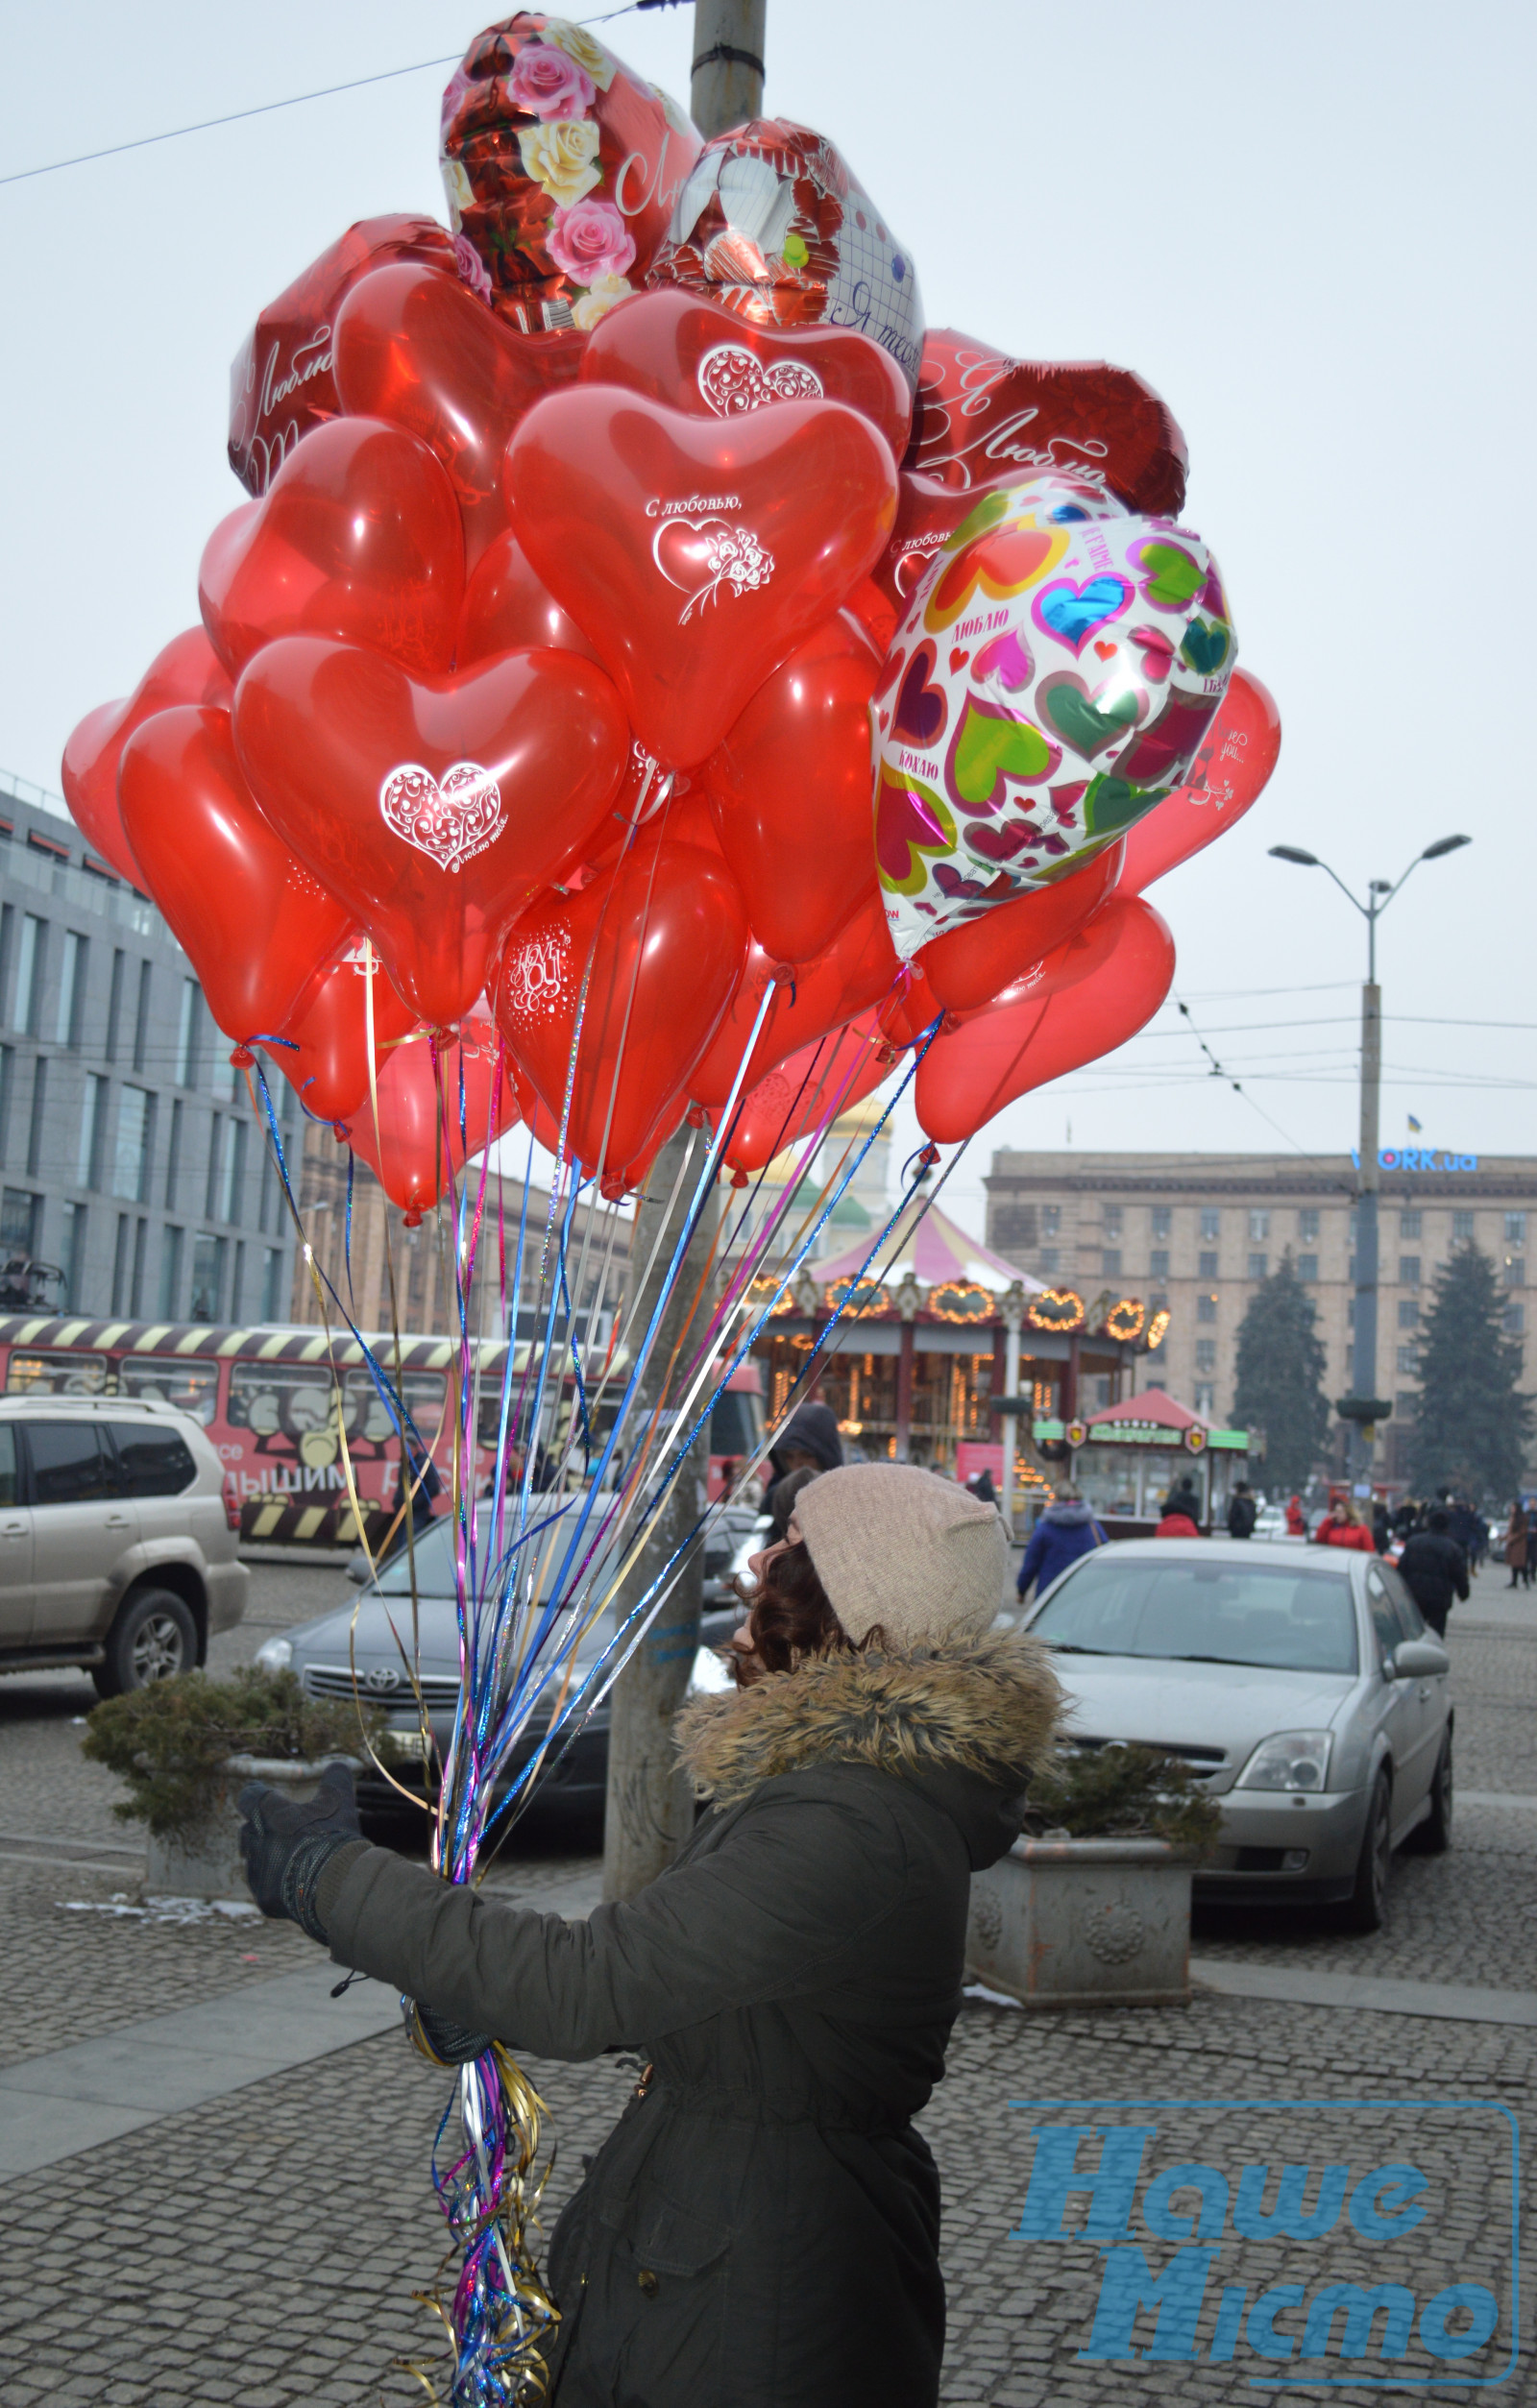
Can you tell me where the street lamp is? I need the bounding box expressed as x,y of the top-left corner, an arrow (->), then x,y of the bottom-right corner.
1268,833 -> 1472,1484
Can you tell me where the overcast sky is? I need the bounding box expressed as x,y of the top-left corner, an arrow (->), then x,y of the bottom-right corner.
1,1 -> 1529,1232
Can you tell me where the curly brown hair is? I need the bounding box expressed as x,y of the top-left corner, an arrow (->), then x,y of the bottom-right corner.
731,1540 -> 884,1682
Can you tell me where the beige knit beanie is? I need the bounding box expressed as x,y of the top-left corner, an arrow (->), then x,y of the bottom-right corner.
791,1463 -> 1010,1648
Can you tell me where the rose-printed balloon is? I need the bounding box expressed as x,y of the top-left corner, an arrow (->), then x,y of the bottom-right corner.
440,14 -> 700,336
648,119 -> 923,395
872,474 -> 1236,958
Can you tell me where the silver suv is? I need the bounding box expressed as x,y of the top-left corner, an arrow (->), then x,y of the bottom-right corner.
0,1396 -> 248,1694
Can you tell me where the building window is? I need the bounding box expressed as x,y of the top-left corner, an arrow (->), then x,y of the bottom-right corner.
1299,1208 -> 1320,1241
165,1098 -> 183,1208
1248,1253 -> 1268,1281
1102,1248 -> 1122,1278
205,1114 -> 222,1220
79,1073 -> 106,1189
105,949 -> 125,1061
0,1046 -> 11,1157
1249,1209 -> 1270,1241
1092,1375 -> 1111,1408
1194,1381 -> 1214,1417
110,1214 -> 132,1317
1396,1392 -> 1419,1418
212,1047 -> 237,1104
1144,1375 -> 1167,1392
1399,1300 -> 1421,1327
159,1226 -> 184,1320
1149,1290 -> 1169,1313
1397,1345 -> 1419,1374
12,913 -> 44,1035
216,1120 -> 247,1224
1297,1253 -> 1318,1283
1505,1256 -> 1526,1288
1039,1248 -> 1059,1277
1452,1209 -> 1475,1242
1150,1248 -> 1169,1280
231,1239 -> 246,1320
991,1204 -> 1037,1254
261,1246 -> 284,1322
1198,1249 -> 1218,1279
133,961 -> 152,1074
176,979 -> 201,1087
189,1231 -> 225,1321
27,1058 -> 47,1178
1399,1255 -> 1421,1287
1041,1205 -> 1061,1237
1200,1208 -> 1220,1241
1151,1205 -> 1171,1240
112,1086 -> 152,1204
1505,1302 -> 1525,1337
61,1201 -> 86,1309
1195,1339 -> 1216,1373
1507,1212 -> 1527,1246
1198,1293 -> 1218,1324
1103,1204 -> 1123,1238
1400,1208 -> 1422,1239
1,1188 -> 38,1254
55,931 -> 85,1048
130,1218 -> 148,1319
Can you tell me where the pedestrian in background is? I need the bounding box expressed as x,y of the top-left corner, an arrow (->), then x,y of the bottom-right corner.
1372,1498 -> 1392,1556
1314,1498 -> 1375,1554
1016,1487 -> 1105,1601
1398,1506 -> 1469,1638
1226,1482 -> 1256,1540
1285,1493 -> 1307,1536
1503,1500 -> 1529,1590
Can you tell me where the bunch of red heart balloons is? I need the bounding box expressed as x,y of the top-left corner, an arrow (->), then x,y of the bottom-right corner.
61,12 -> 1281,1222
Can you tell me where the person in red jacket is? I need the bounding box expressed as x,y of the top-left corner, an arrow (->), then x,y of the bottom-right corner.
1285,1494 -> 1307,1537
1314,1497 -> 1375,1552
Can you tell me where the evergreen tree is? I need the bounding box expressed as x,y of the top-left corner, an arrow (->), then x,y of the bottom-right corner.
1232,1255 -> 1330,1492
1407,1243 -> 1533,1502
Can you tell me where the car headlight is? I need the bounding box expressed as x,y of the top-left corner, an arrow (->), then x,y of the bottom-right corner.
254,1636 -> 294,1673
1236,1729 -> 1332,1791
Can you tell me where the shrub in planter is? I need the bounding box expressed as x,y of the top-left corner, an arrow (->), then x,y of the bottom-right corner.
82,1666 -> 388,1838
1019,1739 -> 1223,1853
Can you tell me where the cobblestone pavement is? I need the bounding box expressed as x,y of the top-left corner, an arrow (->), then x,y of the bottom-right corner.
0,1560 -> 1532,2404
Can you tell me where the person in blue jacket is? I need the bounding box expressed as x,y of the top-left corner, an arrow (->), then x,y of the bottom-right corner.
1016,1488 -> 1107,1602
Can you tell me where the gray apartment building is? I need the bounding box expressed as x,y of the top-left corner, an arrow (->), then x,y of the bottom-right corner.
986,1148 -> 1537,1482
0,776 -> 295,1325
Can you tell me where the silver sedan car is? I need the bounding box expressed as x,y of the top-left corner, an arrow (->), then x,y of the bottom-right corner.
1013,1538 -> 1452,1929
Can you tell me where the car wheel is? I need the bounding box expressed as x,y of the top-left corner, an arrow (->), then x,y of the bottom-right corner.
92,1590 -> 197,1697
1338,1767 -> 1393,1933
1407,1731 -> 1452,1855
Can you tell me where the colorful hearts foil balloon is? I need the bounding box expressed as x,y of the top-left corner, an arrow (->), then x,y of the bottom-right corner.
227,211 -> 457,496
61,626 -> 232,888
440,14 -> 699,336
232,638 -> 629,1027
874,474 -> 1236,958
648,119 -> 923,396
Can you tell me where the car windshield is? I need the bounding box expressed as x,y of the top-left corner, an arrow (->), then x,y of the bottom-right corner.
1033,1553 -> 1359,1675
371,1510 -> 619,1670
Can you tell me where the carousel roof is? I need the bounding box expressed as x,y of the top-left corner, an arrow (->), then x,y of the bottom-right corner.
816,1197 -> 1043,1297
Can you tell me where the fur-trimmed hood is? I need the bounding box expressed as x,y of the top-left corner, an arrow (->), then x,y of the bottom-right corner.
674,1625 -> 1063,1813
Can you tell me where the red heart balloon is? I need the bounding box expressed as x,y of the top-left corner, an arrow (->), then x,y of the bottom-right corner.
505,387 -> 897,766
580,287 -> 913,460
260,949 -> 421,1124
1117,670 -> 1281,895
200,418 -> 465,681
333,263 -> 583,570
905,330 -> 1187,515
61,628 -> 232,887
703,611 -> 881,965
457,529 -> 600,669
233,638 -> 628,1028
915,896 -> 1174,1142
118,705 -> 354,1039
347,1019 -> 519,1219
916,841 -> 1124,1014
495,828 -> 749,1176
228,212 -> 456,496
690,887 -> 899,1109
719,1011 -> 890,1176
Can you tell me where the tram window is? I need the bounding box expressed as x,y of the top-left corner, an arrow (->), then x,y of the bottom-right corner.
118,1359 -> 219,1425
227,1360 -> 334,1439
6,1350 -> 108,1397
340,1366 -> 447,1446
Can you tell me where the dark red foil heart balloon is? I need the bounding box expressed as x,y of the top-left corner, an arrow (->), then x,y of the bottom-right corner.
905,330 -> 1187,515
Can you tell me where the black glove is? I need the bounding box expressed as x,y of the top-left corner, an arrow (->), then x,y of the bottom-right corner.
237,1761 -> 361,1942
403,1997 -> 496,2066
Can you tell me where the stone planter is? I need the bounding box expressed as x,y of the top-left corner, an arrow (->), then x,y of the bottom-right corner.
965,1836 -> 1192,2009
142,1755 -> 360,1903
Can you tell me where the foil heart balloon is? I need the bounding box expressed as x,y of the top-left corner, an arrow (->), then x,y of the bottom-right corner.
495,827 -> 749,1175
648,118 -> 923,394
580,287 -> 913,459
916,840 -> 1124,1013
689,888 -> 898,1109
874,475 -> 1236,958
457,529 -> 600,668
718,1011 -> 889,1177
905,331 -> 1187,515
506,386 -> 896,765
333,262 -> 583,569
228,211 -> 457,496
440,14 -> 699,336
869,462 -> 1118,620
703,612 -> 882,965
233,638 -> 628,1027
199,418 -> 465,680
61,627 -> 232,887
1117,670 -> 1281,894
346,1019 -> 519,1218
260,947 -> 422,1124
117,706 -> 354,1038
915,896 -> 1175,1142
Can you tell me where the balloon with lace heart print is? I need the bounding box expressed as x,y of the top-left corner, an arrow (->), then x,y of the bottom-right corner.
873,474 -> 1236,959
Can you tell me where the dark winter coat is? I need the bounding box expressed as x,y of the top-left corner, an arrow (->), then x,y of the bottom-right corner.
1226,1494 -> 1257,1540
763,1401 -> 844,1535
1396,1532 -> 1469,1636
1016,1499 -> 1105,1599
320,1629 -> 1062,2408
